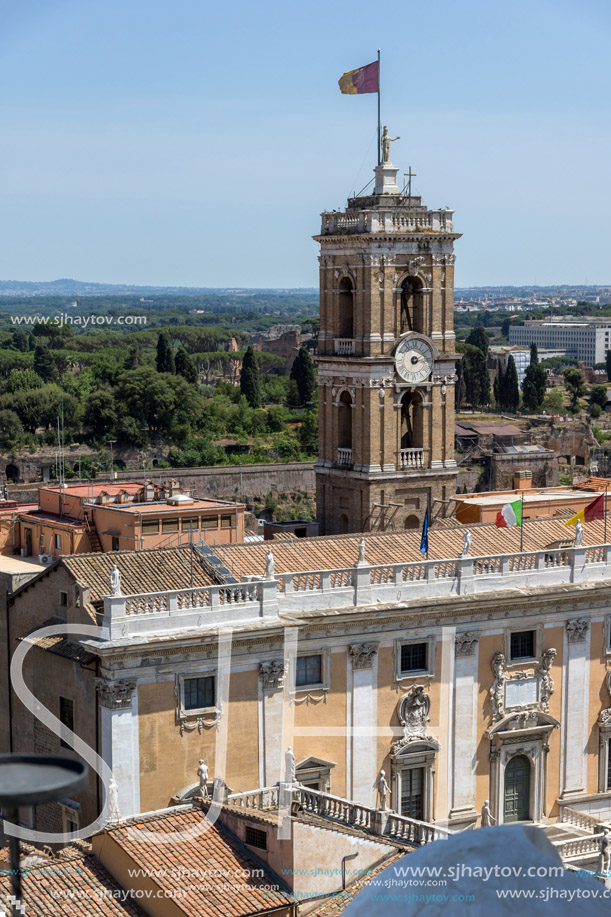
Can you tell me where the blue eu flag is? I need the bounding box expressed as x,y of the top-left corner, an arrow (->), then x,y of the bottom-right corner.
420,508 -> 429,556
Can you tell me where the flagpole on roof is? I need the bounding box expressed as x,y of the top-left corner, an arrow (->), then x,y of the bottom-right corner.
520,491 -> 524,552
606,482 -> 609,544
377,48 -> 381,165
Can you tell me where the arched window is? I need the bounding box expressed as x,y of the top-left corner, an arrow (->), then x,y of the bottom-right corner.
404,514 -> 420,530
400,392 -> 423,451
339,513 -> 350,533
5,463 -> 18,483
338,278 -> 354,339
338,391 -> 352,449
400,277 -> 425,335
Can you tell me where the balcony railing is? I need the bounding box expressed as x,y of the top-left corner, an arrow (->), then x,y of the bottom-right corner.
337,447 -> 353,467
334,339 -> 355,356
400,448 -> 425,470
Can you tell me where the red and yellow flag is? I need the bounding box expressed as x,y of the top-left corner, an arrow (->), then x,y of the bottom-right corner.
565,492 -> 605,526
338,60 -> 379,95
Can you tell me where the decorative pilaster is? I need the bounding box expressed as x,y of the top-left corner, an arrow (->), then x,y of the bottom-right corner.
96,677 -> 140,819
449,633 -> 479,824
259,660 -> 285,691
561,619 -> 591,798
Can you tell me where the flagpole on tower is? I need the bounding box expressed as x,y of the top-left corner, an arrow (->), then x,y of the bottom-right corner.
377,48 -> 381,165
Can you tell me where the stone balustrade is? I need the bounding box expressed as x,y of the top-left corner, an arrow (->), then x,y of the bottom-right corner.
400,448 -> 425,470
337,447 -> 353,467
227,786 -> 279,809
320,209 -> 453,236
553,833 -> 605,861
98,543 -> 611,643
560,805 -> 605,833
334,338 -> 355,356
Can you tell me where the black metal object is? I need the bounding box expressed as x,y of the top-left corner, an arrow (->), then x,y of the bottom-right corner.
0,754 -> 88,909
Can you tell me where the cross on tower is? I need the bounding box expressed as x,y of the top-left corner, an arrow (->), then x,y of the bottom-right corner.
403,166 -> 417,201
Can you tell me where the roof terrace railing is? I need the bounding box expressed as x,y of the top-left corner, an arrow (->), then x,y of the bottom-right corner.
99,543 -> 611,641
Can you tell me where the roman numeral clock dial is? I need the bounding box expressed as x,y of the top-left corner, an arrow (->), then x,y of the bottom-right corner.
394,337 -> 434,384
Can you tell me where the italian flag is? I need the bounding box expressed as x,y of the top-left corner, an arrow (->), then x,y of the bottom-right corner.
495,500 -> 522,528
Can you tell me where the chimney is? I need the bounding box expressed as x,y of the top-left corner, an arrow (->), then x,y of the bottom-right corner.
513,470 -> 532,490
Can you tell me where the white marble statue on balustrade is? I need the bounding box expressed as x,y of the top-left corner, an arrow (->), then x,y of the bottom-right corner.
600,828 -> 611,876
481,800 -> 496,827
375,769 -> 390,811
357,537 -> 366,565
574,520 -> 584,547
197,758 -> 209,798
110,564 -> 122,597
381,125 -> 400,163
265,548 -> 275,580
460,529 -> 472,558
285,746 -> 295,783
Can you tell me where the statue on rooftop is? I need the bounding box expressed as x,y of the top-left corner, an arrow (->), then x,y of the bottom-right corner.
197,759 -> 209,798
376,769 -> 390,811
106,777 -> 121,823
357,537 -> 366,565
460,529 -> 472,558
110,564 -> 122,597
574,520 -> 584,547
381,125 -> 400,163
265,548 -> 275,580
285,746 -> 296,783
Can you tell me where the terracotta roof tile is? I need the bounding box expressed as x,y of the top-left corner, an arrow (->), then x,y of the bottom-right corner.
105,807 -> 294,917
219,517 -> 611,578
0,848 -> 145,916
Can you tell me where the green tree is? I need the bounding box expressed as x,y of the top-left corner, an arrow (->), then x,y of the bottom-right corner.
590,384 -> 608,409
606,349 -> 611,382
33,344 -> 57,382
542,390 -> 564,413
493,362 -> 504,409
175,348 -> 198,384
83,388 -> 117,438
0,409 -> 23,438
563,368 -> 586,413
521,362 -> 547,413
6,369 -> 44,393
456,343 -> 491,409
156,331 -> 175,374
466,326 -> 489,357
501,318 -> 513,339
289,346 -> 316,405
11,331 -> 30,353
530,342 -> 539,365
240,346 -> 261,408
504,356 -> 520,412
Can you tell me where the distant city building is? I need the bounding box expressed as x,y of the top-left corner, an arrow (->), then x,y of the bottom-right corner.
509,321 -> 611,365
488,345 -> 531,386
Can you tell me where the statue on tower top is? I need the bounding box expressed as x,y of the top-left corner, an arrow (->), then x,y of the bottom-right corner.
381,125 -> 400,163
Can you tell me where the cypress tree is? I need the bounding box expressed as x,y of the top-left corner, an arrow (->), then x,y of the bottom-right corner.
290,346 -> 316,405
606,349 -> 611,382
466,326 -> 489,357
530,341 -> 539,365
175,348 -> 198,384
240,346 -> 261,408
505,355 -> 520,412
156,331 -> 175,374
494,362 -> 504,410
33,344 -> 57,383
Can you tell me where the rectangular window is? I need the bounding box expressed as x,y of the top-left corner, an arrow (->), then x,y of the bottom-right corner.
296,654 -> 322,687
111,536 -> 119,551
161,519 -> 179,533
200,516 -> 218,530
184,676 -> 215,710
220,515 -> 233,529
182,517 -> 199,531
608,739 -> 611,790
245,825 -> 267,850
141,519 -> 159,535
59,697 -> 74,749
59,591 -> 68,606
54,534 -> 62,550
510,630 -> 535,660
400,642 -> 428,673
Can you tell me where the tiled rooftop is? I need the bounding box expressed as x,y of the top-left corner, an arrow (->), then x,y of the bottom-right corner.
0,847 -> 145,916
220,516 -> 611,578
104,807 -> 294,917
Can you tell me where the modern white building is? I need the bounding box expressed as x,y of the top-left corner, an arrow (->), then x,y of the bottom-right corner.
509,321 -> 611,365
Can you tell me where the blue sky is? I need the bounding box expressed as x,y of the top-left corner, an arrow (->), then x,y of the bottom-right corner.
1,0 -> 609,288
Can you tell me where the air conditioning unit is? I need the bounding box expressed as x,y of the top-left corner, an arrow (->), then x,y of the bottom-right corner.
38,554 -> 54,565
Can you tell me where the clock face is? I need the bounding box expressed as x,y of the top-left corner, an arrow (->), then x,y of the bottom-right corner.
395,337 -> 434,383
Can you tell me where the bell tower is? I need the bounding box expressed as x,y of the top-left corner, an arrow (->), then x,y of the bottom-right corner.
314,148 -> 460,535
